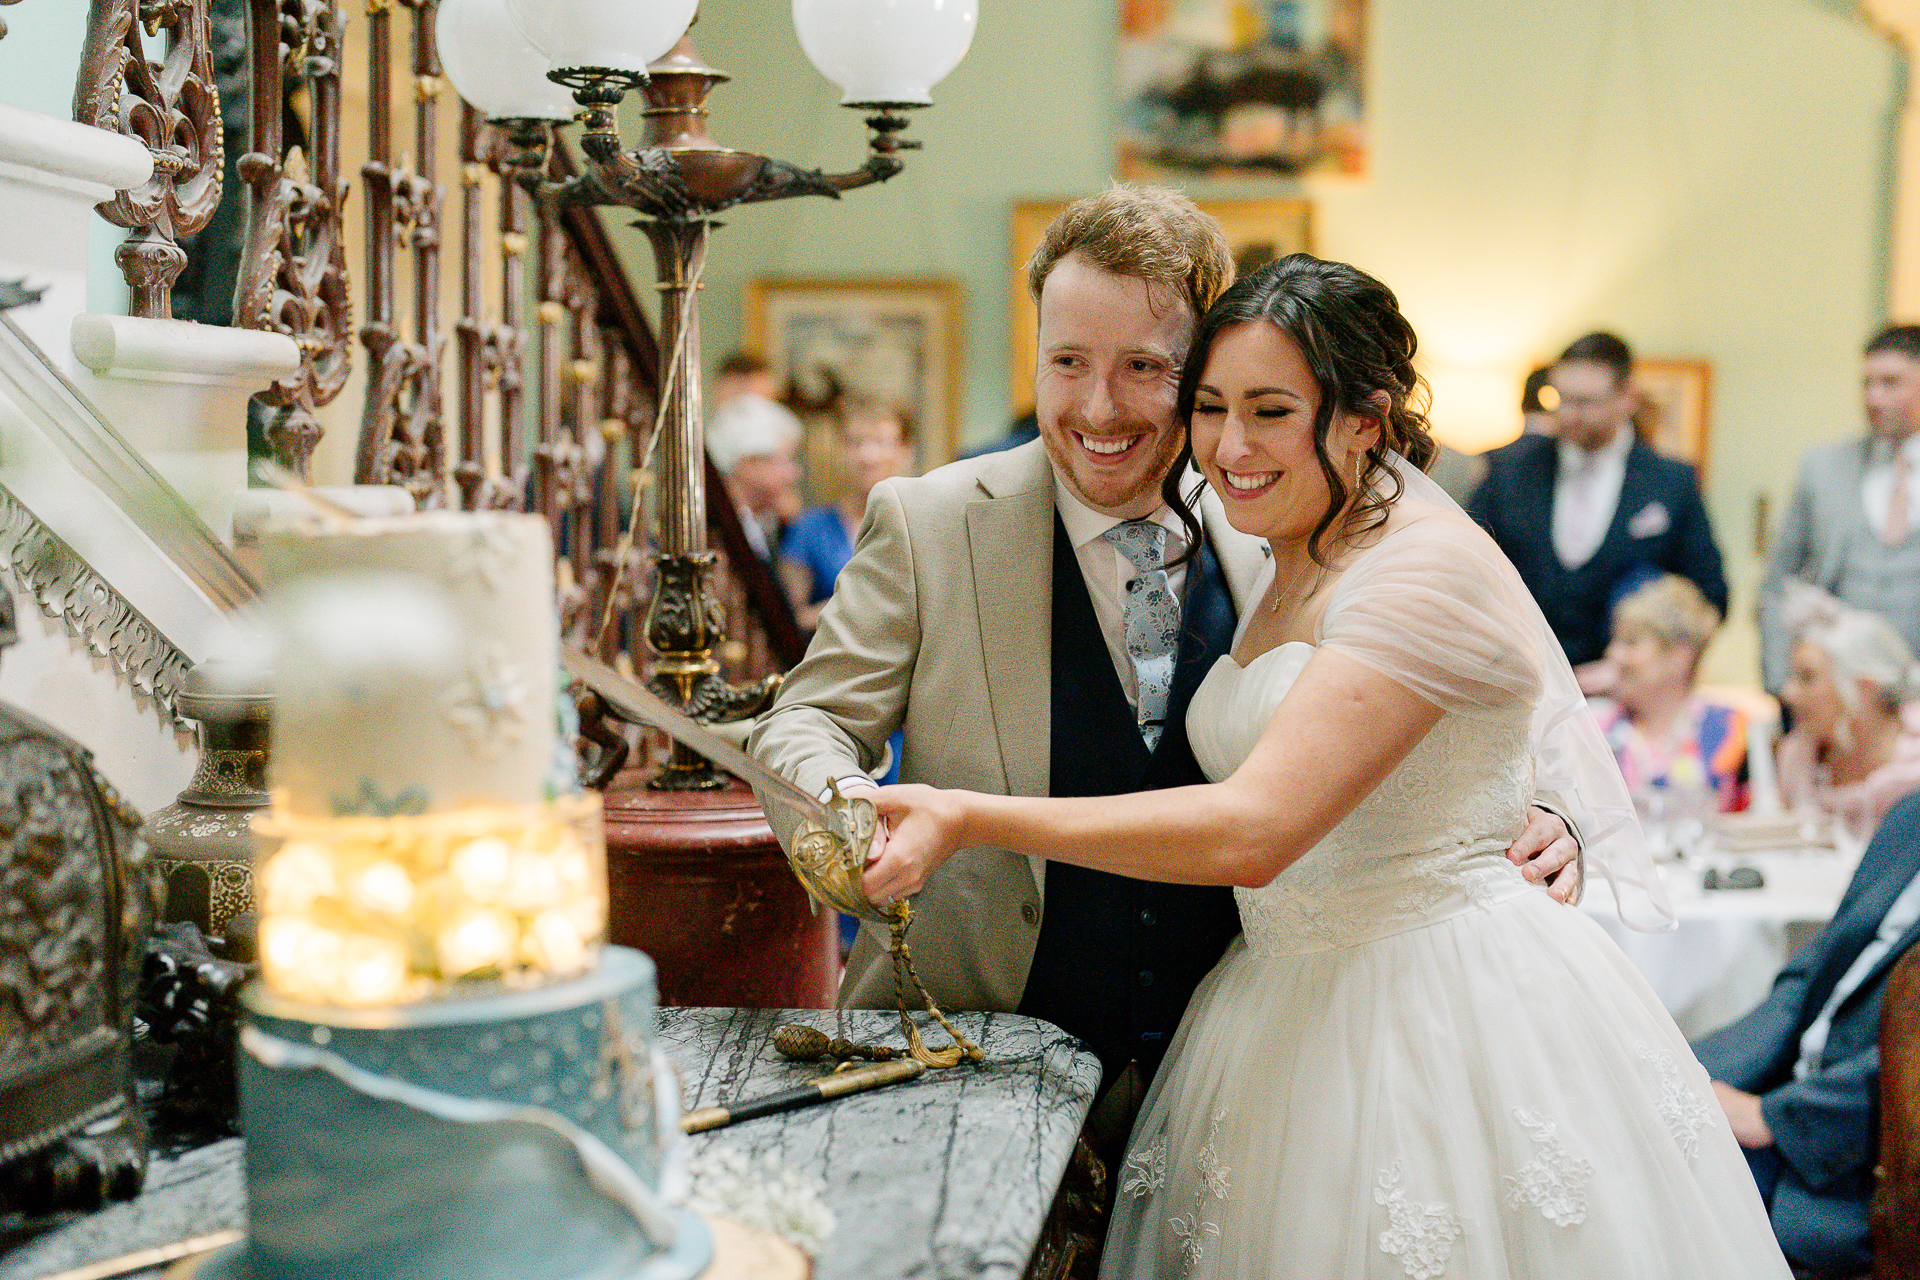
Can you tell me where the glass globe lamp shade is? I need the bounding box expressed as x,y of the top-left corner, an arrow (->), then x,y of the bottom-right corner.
792,0 -> 978,106
502,0 -> 698,81
436,0 -> 578,121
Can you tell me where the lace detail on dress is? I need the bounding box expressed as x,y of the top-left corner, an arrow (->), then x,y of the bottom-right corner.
1196,1111 -> 1233,1201
1121,1137 -> 1167,1198
1121,1116 -> 1230,1274
1170,1212 -> 1219,1269
1639,1044 -> 1716,1160
1167,1111 -> 1233,1272
1502,1109 -> 1592,1226
1193,647 -> 1540,956
1375,1161 -> 1464,1279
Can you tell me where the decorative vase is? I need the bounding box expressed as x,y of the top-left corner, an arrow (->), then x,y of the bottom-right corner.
146,659 -> 270,937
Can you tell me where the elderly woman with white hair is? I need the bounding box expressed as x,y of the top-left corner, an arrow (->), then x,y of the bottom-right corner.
1776,582 -> 1920,839
1596,573 -> 1752,813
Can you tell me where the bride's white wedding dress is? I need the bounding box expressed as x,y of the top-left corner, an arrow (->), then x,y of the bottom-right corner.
1099,513 -> 1789,1279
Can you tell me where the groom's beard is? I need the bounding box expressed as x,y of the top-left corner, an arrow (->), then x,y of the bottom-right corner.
1042,407 -> 1186,516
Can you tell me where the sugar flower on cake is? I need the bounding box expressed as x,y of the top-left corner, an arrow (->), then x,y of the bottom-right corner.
442,641 -> 528,752
444,516 -> 520,590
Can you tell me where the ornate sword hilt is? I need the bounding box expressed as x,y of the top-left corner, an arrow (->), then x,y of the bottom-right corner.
789,779 -> 903,925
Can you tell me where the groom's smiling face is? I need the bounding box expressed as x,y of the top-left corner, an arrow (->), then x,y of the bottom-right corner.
1034,253 -> 1193,520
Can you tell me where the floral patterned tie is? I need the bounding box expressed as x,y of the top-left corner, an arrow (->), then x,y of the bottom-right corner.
1103,519 -> 1179,750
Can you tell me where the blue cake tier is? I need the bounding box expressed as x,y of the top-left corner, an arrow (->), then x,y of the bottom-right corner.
201,946 -> 711,1280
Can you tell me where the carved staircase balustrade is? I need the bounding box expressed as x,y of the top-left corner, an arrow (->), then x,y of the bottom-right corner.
44,0 -> 803,701
355,0 -> 443,504
232,0 -> 352,478
74,0 -> 226,320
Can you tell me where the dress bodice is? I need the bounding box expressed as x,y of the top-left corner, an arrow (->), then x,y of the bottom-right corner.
1187,643 -> 1539,954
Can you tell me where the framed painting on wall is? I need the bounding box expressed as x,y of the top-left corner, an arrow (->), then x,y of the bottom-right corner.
1007,197 -> 1313,415
743,277 -> 963,491
1633,358 -> 1713,477
1118,0 -> 1367,181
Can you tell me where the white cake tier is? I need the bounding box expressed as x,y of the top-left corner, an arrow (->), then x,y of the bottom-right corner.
263,512 -> 561,819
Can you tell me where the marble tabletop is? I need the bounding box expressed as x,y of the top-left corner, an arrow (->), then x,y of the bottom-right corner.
2,1008 -> 1101,1280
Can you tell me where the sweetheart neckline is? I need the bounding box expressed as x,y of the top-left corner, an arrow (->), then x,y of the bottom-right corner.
1221,639 -> 1317,672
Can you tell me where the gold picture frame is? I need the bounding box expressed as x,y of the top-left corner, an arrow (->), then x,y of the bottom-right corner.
1634,358 -> 1713,477
1007,198 -> 1313,415
744,277 -> 964,491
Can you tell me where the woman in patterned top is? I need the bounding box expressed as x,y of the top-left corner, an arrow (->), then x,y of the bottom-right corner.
1594,574 -> 1750,814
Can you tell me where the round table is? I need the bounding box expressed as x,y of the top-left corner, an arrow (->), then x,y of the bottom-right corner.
1580,842 -> 1860,1038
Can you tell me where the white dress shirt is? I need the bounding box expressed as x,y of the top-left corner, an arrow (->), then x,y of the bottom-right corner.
1794,861 -> 1920,1078
1552,428 -> 1634,570
1052,471 -> 1192,714
1860,432 -> 1920,542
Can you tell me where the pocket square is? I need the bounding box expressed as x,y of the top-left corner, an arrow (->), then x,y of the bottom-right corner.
1627,502 -> 1670,539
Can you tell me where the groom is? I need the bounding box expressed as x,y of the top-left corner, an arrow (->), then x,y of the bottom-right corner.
749,186 -> 1579,1113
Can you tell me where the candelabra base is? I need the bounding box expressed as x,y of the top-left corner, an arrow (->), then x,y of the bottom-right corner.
602,770 -> 838,1009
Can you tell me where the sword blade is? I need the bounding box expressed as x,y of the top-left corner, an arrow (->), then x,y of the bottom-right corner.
560,648 -> 833,829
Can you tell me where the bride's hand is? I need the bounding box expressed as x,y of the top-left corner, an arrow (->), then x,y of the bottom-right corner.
862,784 -> 970,905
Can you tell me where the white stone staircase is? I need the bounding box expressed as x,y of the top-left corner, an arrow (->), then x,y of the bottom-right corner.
0,99 -> 293,809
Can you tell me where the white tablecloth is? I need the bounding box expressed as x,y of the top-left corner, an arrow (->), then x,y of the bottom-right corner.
1580,845 -> 1859,1039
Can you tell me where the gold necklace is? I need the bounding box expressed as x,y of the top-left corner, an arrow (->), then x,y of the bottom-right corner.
1266,557 -> 1325,613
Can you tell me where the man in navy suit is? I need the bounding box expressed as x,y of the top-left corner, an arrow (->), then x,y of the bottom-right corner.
1467,332 -> 1728,687
1694,791 -> 1920,1277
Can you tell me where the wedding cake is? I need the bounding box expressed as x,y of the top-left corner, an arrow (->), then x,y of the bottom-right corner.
202,510 -> 712,1280
253,511 -> 599,1004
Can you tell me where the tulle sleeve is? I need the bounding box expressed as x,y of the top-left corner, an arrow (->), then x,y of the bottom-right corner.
1319,473 -> 1676,933
1317,516 -> 1545,719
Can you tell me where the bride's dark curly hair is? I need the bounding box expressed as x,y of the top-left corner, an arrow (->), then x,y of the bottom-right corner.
1164,254 -> 1437,567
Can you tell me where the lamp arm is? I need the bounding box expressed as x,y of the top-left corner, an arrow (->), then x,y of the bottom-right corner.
816,154 -> 905,194
798,108 -> 920,197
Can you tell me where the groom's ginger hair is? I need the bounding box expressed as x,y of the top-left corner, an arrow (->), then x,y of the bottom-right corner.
1026,185 -> 1236,324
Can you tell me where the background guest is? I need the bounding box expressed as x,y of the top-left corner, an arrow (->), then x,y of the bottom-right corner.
1595,573 -> 1750,814
1521,363 -> 1557,437
1761,324 -> 1920,695
707,394 -> 803,563
959,408 -> 1040,459
780,401 -> 917,631
710,349 -> 778,410
1467,330 -> 1728,691
1693,790 -> 1920,1278
1776,584 -> 1920,840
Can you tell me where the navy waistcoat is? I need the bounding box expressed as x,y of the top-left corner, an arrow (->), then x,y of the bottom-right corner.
1017,515 -> 1245,1087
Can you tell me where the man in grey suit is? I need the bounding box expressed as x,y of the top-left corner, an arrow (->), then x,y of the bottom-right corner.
749,190 -> 1581,1117
1762,325 -> 1920,693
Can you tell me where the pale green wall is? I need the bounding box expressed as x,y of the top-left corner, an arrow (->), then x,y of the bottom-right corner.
1,2 -> 140,318
620,0 -> 1903,684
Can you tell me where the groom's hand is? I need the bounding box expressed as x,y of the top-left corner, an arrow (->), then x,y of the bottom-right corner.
1508,806 -> 1581,904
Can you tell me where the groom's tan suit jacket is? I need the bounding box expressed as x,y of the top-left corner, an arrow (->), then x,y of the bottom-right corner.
749,439 -> 1270,1013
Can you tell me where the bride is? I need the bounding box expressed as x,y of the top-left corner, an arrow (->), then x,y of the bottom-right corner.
863,256 -> 1790,1277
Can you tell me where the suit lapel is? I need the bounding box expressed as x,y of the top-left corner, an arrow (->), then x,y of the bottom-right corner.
965,448 -> 1056,901
966,467 -> 1055,803
1831,861 -> 1920,1013
1524,442 -> 1560,565
1596,442 -> 1651,560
